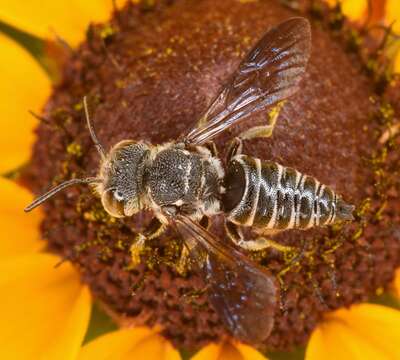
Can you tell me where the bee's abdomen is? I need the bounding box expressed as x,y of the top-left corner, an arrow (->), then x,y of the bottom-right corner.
223,155 -> 353,230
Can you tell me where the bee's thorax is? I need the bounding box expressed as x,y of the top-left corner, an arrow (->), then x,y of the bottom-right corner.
144,143 -> 224,221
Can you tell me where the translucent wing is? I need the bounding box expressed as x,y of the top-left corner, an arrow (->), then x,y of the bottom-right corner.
184,17 -> 311,145
173,215 -> 277,343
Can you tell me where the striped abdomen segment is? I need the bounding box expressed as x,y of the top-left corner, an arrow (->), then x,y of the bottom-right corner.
223,155 -> 354,230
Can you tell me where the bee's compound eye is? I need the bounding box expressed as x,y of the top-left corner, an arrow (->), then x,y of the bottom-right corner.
101,189 -> 125,218
114,190 -> 124,201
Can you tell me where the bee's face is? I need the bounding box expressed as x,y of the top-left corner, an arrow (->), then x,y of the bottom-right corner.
98,141 -> 150,218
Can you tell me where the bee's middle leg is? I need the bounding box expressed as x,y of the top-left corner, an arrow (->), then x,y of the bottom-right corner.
176,244 -> 190,275
176,216 -> 210,275
130,217 -> 167,266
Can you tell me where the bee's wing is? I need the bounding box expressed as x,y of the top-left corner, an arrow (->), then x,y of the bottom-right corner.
173,215 -> 277,343
183,17 -> 311,145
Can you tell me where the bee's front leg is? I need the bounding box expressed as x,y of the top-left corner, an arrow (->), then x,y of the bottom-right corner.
130,217 -> 167,266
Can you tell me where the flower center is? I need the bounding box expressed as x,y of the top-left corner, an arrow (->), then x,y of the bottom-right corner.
24,0 -> 400,352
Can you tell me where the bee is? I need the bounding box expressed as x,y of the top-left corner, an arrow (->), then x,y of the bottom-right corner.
25,18 -> 354,343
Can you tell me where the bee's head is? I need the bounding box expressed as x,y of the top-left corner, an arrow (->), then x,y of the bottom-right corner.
24,97 -> 149,217
98,140 -> 150,218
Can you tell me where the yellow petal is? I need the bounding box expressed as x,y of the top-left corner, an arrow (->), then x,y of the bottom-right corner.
0,254 -> 91,360
192,341 -> 267,360
0,34 -> 51,174
386,0 -> 400,32
78,327 -> 181,360
0,178 -> 44,258
342,0 -> 367,21
325,0 -> 367,21
394,51 -> 400,74
307,321 -> 388,360
385,0 -> 400,73
0,0 -> 127,47
395,268 -> 400,299
306,304 -> 400,360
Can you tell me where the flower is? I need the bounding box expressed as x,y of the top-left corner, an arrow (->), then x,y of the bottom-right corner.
78,327 -> 181,359
387,0 -> 400,71
325,0 -> 400,72
0,33 -> 50,174
395,269 -> 400,300
0,177 -> 91,358
325,0 -> 368,21
306,304 -> 400,360
0,1 -> 184,358
191,341 -> 268,360
0,0 -> 127,47
0,0 -> 399,359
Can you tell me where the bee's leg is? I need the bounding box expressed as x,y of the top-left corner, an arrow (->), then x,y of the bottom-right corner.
176,216 -> 210,275
237,101 -> 284,141
238,124 -> 275,140
130,234 -> 146,267
203,141 -> 218,157
130,217 -> 167,266
176,244 -> 190,276
225,221 -> 293,253
199,215 -> 211,229
227,102 -> 285,163
307,271 -> 328,308
226,137 -> 243,162
276,238 -> 308,282
225,221 -> 308,290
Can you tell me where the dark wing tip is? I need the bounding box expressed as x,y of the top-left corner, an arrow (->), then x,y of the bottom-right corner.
182,16 -> 313,145
287,16 -> 311,29
174,215 -> 278,343
285,17 -> 312,59
285,17 -> 311,35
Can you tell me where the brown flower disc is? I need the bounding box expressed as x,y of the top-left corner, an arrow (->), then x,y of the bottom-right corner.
25,0 -> 400,352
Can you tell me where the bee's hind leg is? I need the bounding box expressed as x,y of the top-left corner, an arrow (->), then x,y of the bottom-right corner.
276,238 -> 308,287
225,221 -> 309,290
226,101 -> 284,163
130,217 -> 167,267
237,101 -> 285,142
225,221 -> 293,253
238,124 -> 275,141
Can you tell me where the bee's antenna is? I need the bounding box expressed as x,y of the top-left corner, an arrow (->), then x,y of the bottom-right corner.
24,177 -> 101,212
83,96 -> 106,159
